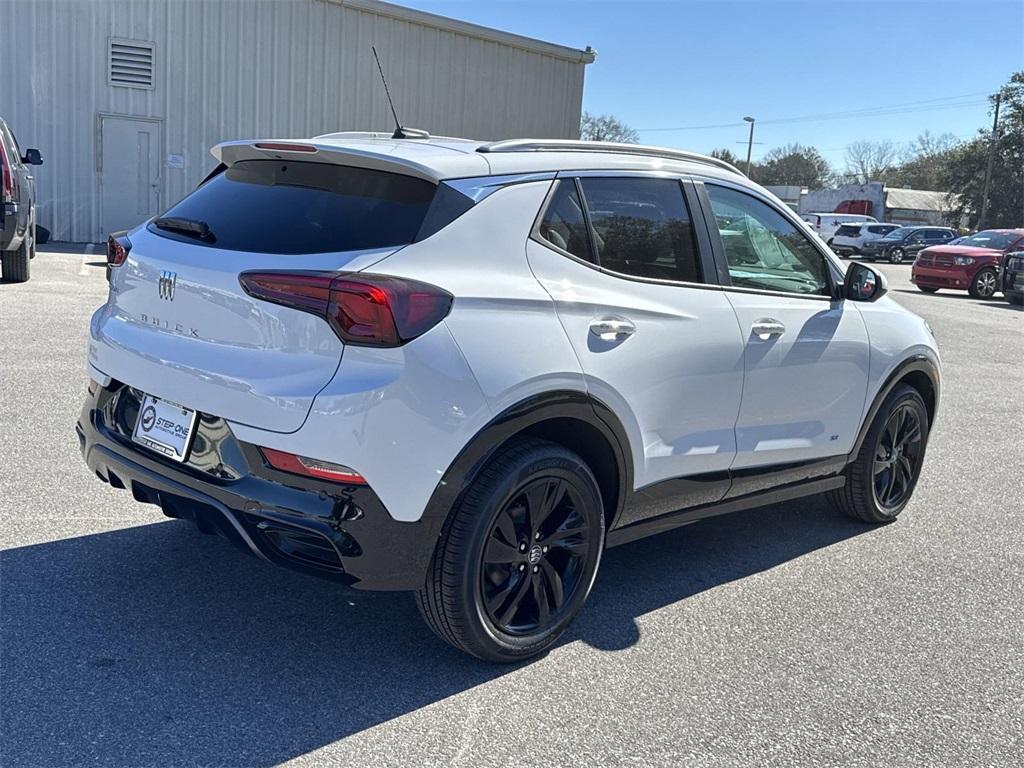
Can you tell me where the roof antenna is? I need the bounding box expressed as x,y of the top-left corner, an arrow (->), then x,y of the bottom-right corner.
372,46 -> 428,140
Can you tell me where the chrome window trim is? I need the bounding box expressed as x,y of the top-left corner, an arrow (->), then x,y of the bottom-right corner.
444,172 -> 556,202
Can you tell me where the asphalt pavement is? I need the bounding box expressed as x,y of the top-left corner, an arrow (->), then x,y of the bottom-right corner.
1,249 -> 1021,767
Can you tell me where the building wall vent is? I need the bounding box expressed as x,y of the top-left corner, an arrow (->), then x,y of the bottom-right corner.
109,39 -> 154,89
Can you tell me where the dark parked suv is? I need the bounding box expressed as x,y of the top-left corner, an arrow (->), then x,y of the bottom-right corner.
1001,251 -> 1024,306
0,117 -> 43,283
860,225 -> 957,264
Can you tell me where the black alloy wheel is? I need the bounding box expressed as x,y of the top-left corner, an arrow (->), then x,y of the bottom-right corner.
480,476 -> 591,635
829,383 -> 930,524
872,403 -> 924,511
416,438 -> 604,662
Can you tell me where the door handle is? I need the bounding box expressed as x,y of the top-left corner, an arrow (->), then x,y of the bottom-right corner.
751,318 -> 785,340
589,317 -> 636,341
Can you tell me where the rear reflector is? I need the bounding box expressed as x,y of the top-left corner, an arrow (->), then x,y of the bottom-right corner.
260,447 -> 367,485
239,271 -> 453,347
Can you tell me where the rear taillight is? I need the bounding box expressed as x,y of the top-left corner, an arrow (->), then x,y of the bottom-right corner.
239,271 -> 453,347
0,140 -> 13,203
259,447 -> 367,485
107,232 -> 131,267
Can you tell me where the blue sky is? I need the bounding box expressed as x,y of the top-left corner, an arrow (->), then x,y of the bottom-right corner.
401,0 -> 1024,169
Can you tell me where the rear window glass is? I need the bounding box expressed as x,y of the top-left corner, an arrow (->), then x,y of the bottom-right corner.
150,160 -> 437,254
835,225 -> 862,237
536,180 -> 593,262
580,177 -> 702,284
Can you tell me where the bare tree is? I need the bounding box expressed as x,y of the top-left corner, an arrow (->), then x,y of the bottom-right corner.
580,112 -> 639,143
844,140 -> 899,184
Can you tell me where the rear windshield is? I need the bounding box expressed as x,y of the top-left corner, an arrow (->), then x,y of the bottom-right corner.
150,160 -> 439,254
835,225 -> 862,237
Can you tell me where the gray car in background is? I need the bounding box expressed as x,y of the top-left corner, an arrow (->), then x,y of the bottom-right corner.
1,116 -> 43,282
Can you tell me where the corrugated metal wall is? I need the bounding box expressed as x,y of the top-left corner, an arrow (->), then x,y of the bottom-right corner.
1,0 -> 589,242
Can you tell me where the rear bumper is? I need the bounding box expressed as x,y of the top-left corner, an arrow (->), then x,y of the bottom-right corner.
77,383 -> 442,591
911,264 -> 974,289
831,244 -> 860,256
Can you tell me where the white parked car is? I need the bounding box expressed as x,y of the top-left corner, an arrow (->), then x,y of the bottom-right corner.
831,222 -> 902,257
79,135 -> 941,662
801,212 -> 879,243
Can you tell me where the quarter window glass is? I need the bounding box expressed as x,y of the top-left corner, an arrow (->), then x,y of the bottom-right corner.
537,180 -> 593,262
579,177 -> 702,283
706,184 -> 829,296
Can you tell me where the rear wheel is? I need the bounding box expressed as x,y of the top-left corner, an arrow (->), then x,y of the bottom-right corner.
888,247 -> 906,264
969,267 -> 998,299
917,286 -> 939,294
416,438 -> 604,662
829,384 -> 929,524
1,236 -> 31,283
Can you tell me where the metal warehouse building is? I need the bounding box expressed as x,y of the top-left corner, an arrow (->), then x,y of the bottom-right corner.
1,0 -> 594,243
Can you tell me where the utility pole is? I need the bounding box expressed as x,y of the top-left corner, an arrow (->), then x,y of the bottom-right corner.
978,92 -> 1001,230
743,116 -> 755,177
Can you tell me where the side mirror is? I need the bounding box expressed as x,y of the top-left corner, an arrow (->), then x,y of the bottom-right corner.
844,262 -> 887,302
23,148 -> 42,165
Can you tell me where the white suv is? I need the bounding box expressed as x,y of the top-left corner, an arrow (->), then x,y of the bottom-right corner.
831,222 -> 902,257
79,135 -> 941,661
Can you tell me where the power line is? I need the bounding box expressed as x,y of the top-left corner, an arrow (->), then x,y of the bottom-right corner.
637,91 -> 993,132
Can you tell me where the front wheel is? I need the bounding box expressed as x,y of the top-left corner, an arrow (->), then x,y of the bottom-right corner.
829,384 -> 929,524
416,438 -> 605,662
969,267 -> 998,299
888,247 -> 906,264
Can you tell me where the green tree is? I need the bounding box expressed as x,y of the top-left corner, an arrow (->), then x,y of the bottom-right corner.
580,112 -> 639,143
756,143 -> 833,188
939,72 -> 1024,228
709,147 -> 742,166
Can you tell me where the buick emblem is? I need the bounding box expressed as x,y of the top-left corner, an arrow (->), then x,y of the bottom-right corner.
528,545 -> 543,565
158,270 -> 177,301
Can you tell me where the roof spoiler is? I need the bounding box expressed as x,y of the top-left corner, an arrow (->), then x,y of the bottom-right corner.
210,139 -> 446,183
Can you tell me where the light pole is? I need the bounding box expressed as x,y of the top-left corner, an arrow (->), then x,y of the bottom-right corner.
743,116 -> 755,177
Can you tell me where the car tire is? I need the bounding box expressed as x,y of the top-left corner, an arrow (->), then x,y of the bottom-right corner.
917,286 -> 939,294
1,236 -> 31,283
829,384 -> 929,524
416,437 -> 605,662
29,222 -> 36,260
888,247 -> 906,264
968,267 -> 998,299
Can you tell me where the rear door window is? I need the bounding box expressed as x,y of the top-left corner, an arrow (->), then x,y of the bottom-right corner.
151,160 -> 437,254
579,177 -> 703,284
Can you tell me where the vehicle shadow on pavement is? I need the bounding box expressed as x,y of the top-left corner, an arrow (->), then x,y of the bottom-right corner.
1,495 -> 866,766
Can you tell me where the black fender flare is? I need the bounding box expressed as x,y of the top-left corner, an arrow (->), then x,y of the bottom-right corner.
848,354 -> 940,461
420,390 -> 634,540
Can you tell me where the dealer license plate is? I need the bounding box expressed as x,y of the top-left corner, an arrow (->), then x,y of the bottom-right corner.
131,393 -> 198,462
